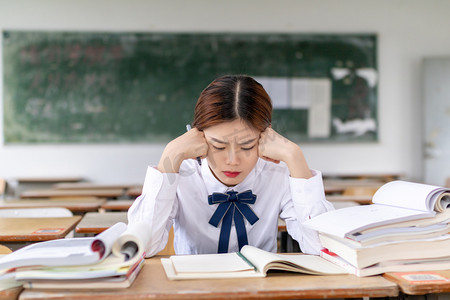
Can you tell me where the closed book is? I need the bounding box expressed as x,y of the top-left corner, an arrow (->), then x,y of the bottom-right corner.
320,249 -> 450,277
21,256 -> 144,289
319,233 -> 450,269
323,222 -> 450,247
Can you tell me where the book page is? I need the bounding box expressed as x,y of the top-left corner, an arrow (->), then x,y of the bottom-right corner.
112,221 -> 151,264
274,253 -> 347,274
0,237 -> 100,270
372,181 -> 448,212
240,245 -> 284,274
435,193 -> 450,212
169,253 -> 254,274
241,245 -> 346,275
359,209 -> 450,234
93,222 -> 128,259
303,204 -> 434,238
349,223 -> 450,242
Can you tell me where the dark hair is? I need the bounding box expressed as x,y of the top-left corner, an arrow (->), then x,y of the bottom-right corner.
192,75 -> 272,131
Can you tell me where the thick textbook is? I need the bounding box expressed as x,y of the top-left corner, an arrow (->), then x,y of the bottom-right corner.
161,245 -> 347,280
320,249 -> 450,277
321,217 -> 450,247
0,222 -> 149,271
318,233 -> 450,269
303,180 -> 450,239
20,255 -> 145,289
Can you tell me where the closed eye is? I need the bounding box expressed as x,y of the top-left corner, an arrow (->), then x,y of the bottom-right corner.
212,145 -> 225,151
241,145 -> 256,151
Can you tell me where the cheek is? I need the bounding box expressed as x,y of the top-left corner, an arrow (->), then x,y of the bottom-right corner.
206,147 -> 225,167
242,149 -> 259,166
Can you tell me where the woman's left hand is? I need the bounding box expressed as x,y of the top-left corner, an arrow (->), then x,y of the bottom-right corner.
258,127 -> 288,164
258,127 -> 312,179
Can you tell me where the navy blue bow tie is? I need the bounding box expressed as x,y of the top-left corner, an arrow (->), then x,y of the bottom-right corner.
208,190 -> 259,253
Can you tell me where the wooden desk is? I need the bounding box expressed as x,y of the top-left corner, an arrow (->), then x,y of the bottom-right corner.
0,216 -> 81,242
20,189 -> 124,199
0,198 -> 106,213
324,185 -> 345,195
100,200 -> 134,211
326,194 -> 373,205
324,180 -> 384,196
384,270 -> 450,295
75,212 -> 128,234
17,177 -> 83,184
18,256 -> 398,299
127,186 -> 142,198
14,177 -> 84,198
323,173 -> 402,182
53,182 -> 140,190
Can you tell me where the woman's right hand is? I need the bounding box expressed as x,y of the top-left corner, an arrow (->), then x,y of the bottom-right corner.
157,128 -> 208,173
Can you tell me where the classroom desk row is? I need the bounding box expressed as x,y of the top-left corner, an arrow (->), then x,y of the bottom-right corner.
0,198 -> 106,213
5,179 -> 142,200
6,177 -> 383,204
0,193 -> 369,244
4,258 -> 449,300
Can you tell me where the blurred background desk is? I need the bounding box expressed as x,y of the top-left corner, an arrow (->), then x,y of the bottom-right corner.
100,200 -> 134,212
75,212 -> 127,234
20,189 -> 124,199
0,198 -> 106,214
0,216 -> 81,243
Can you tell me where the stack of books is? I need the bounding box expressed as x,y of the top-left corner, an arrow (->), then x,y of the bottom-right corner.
304,180 -> 450,277
0,221 -> 149,290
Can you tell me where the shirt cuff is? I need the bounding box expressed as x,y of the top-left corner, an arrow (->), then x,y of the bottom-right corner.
289,169 -> 325,206
142,166 -> 179,200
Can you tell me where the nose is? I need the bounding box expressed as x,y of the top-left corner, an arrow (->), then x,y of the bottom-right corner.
226,147 -> 240,165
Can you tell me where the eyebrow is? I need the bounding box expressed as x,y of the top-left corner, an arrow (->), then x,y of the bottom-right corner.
209,137 -> 257,145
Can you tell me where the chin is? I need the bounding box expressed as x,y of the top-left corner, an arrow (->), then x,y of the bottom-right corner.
220,177 -> 241,187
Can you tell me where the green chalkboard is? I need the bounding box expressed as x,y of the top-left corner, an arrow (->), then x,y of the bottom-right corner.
3,31 -> 377,144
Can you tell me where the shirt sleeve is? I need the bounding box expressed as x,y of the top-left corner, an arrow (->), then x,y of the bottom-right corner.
280,169 -> 334,255
127,166 -> 179,257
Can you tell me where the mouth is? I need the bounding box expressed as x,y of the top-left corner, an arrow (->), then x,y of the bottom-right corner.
223,171 -> 241,178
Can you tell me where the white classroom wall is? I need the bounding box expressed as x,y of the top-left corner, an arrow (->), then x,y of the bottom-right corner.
0,0 -> 449,185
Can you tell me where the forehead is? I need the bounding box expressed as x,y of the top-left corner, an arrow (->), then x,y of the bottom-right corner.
203,119 -> 259,142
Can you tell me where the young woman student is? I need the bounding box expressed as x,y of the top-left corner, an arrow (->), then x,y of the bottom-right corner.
128,75 -> 334,256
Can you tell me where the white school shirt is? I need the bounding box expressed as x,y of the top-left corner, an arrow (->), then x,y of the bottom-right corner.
127,158 -> 334,257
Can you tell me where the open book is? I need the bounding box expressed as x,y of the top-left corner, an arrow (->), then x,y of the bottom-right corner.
0,222 -> 150,288
161,245 -> 347,280
303,180 -> 450,239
